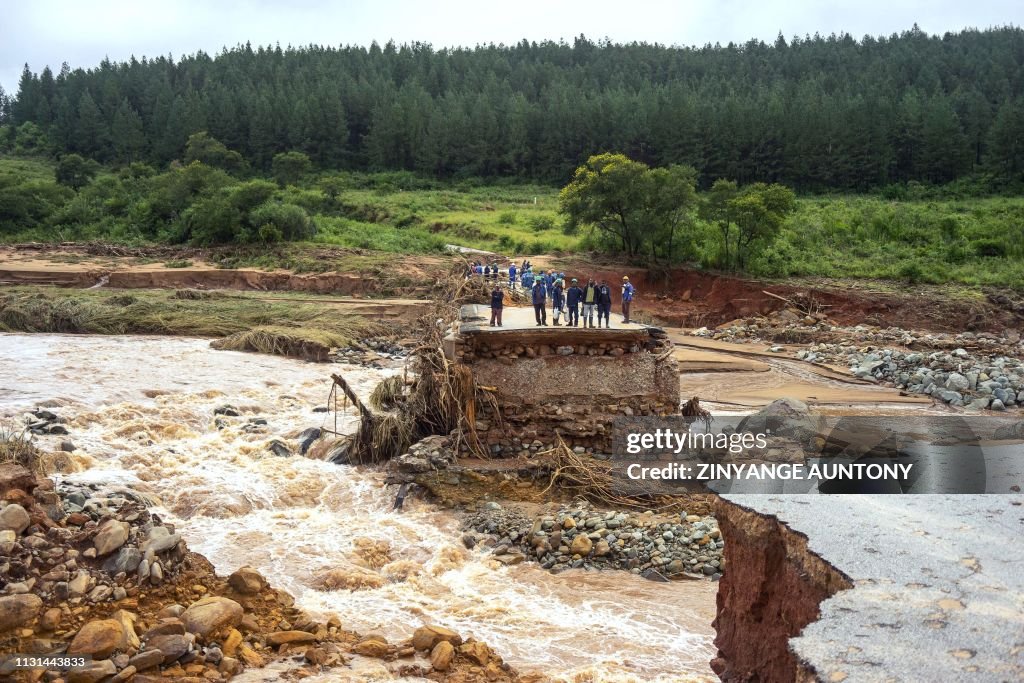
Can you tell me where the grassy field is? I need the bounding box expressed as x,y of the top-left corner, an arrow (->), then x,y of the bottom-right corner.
2,156 -> 1024,287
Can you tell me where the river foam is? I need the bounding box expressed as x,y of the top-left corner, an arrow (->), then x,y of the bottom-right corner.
1,332 -> 717,681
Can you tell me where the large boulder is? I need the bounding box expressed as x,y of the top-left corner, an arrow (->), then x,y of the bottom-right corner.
0,504 -> 30,534
93,519 -> 130,556
0,463 -> 36,497
352,634 -> 389,657
0,594 -> 42,632
411,624 -> 463,651
228,566 -> 266,595
431,640 -> 455,671
68,618 -> 125,659
737,398 -> 823,445
180,596 -> 243,638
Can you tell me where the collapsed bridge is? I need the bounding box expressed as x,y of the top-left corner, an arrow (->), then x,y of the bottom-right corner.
445,304 -> 680,457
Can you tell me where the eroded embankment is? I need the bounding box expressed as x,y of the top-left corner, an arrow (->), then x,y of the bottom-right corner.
710,498 -> 852,683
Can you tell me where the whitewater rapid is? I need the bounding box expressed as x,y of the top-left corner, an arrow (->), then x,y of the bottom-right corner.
0,333 -> 717,682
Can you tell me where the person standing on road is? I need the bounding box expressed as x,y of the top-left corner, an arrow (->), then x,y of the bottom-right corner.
551,277 -> 565,326
621,276 -> 635,324
532,276 -> 548,326
490,284 -> 504,327
582,278 -> 598,328
596,279 -> 612,328
522,268 -> 534,290
566,278 -> 583,327
508,262 -> 517,291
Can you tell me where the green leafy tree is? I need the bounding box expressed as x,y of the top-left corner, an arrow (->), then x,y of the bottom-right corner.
182,194 -> 241,244
55,154 -> 100,190
184,132 -> 246,173
271,151 -> 312,186
560,153 -> 698,260
700,179 -> 739,268
728,183 -> 797,270
247,202 -> 315,242
559,153 -> 652,257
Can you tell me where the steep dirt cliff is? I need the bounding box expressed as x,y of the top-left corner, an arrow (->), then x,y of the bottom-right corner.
710,498 -> 852,683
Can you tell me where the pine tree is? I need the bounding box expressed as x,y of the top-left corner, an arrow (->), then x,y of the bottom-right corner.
111,98 -> 146,163
74,90 -> 110,160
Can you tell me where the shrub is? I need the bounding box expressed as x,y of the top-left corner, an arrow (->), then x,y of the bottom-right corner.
972,238 -> 1006,257
528,215 -> 555,232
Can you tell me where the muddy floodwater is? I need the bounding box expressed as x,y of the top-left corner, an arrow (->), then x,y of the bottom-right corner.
1,333 -> 718,682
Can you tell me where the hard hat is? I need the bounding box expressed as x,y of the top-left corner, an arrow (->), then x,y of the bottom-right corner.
622,276 -> 629,281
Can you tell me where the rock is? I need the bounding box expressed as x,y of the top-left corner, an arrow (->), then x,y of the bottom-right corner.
641,568 -> 670,582
411,624 -> 463,651
268,439 -> 291,457
111,609 -> 140,650
431,640 -> 455,671
228,566 -> 266,595
40,607 -> 62,631
459,640 -> 492,666
93,520 -> 130,555
103,546 -> 143,575
214,405 -> 240,417
0,504 -> 30,534
157,604 -> 185,619
570,535 -> 593,556
352,634 -> 389,657
110,665 -> 137,683
68,571 -> 90,596
66,659 -> 117,683
737,398 -> 822,443
991,399 -> 1007,411
129,649 -> 165,671
298,427 -> 322,455
267,630 -> 318,646
68,618 -> 126,659
141,526 -> 181,554
180,596 -> 243,638
0,594 -> 42,632
946,373 -> 971,392
143,619 -> 186,639
222,629 -> 243,657
0,464 -> 37,497
148,633 -> 191,663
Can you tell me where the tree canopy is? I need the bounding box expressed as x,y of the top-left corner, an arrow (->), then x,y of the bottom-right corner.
559,153 -> 699,260
2,27 -> 1024,190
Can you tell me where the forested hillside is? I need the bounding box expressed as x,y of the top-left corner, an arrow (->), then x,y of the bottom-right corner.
2,26 -> 1024,190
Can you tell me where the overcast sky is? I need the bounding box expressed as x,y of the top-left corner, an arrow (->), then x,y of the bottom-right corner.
2,0 -> 1021,95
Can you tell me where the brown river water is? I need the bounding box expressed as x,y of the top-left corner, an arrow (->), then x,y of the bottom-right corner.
1,333 -> 717,682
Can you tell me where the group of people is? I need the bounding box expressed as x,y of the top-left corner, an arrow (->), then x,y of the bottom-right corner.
488,269 -> 636,329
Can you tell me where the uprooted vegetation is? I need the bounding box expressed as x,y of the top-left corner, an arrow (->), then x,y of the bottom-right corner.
324,267 -> 496,464
0,287 -> 388,360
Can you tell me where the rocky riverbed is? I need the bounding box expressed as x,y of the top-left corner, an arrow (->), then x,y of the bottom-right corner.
0,461 -> 517,683
1,333 -> 719,682
462,503 -> 724,580
693,307 -> 1024,410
